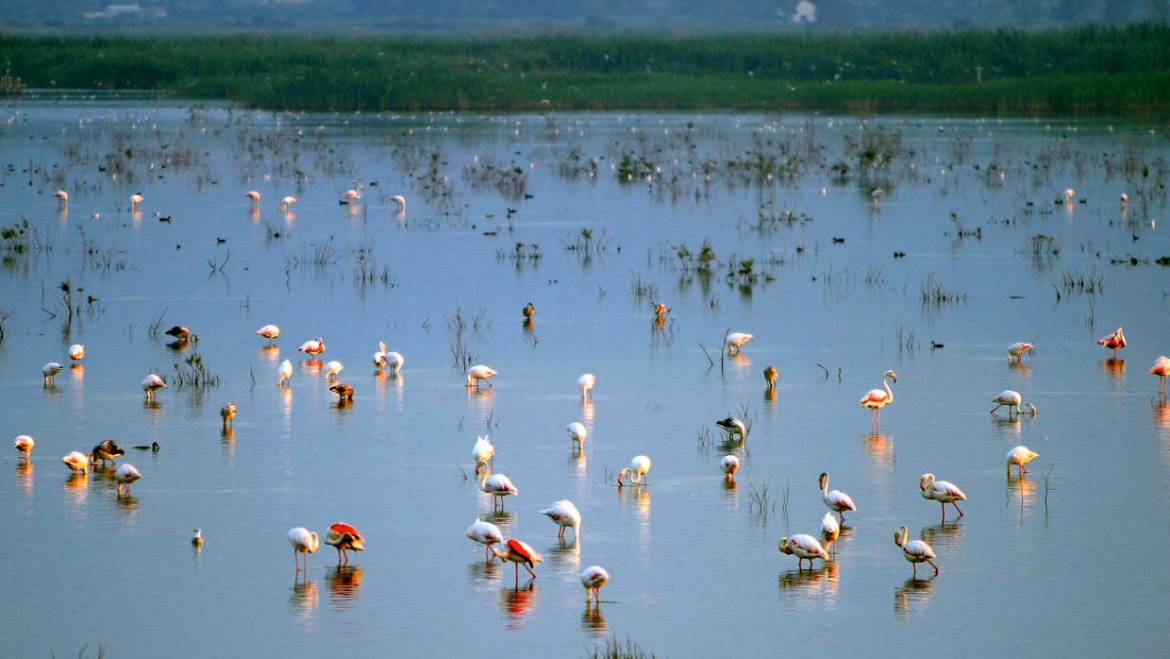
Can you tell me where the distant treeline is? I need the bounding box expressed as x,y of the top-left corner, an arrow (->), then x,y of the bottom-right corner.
2,24 -> 1169,115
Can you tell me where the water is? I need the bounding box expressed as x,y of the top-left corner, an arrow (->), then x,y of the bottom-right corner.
1,102 -> 1168,657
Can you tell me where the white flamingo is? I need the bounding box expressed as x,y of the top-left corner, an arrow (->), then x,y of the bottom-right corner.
778,534 -> 829,570
42,362 -> 64,384
256,324 -> 280,345
819,472 -> 857,522
617,455 -> 652,487
480,473 -> 518,510
540,499 -> 582,540
860,370 -> 897,430
821,513 -> 840,553
114,463 -> 141,495
1006,446 -> 1039,477
14,435 -> 35,461
567,422 -> 588,444
278,359 -> 293,387
1007,342 -> 1034,362
990,390 -> 1037,418
68,344 -> 86,361
324,360 -> 345,381
894,525 -> 939,578
466,518 -> 503,561
472,435 -> 495,473
919,473 -> 967,520
466,365 -> 498,388
578,373 -> 597,399
141,374 -> 166,400
288,527 -> 320,572
720,455 -> 741,481
580,566 -> 609,603
726,332 -> 753,355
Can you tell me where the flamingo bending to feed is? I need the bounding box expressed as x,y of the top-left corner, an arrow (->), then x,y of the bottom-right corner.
68,344 -> 86,361
821,513 -> 840,554
325,523 -> 365,565
298,337 -> 326,356
130,193 -> 144,209
522,302 -> 535,321
288,527 -> 320,572
165,325 -> 192,341
373,341 -> 404,371
142,374 -> 166,400
466,365 -> 498,388
466,518 -> 504,561
894,525 -> 939,578
819,472 -> 857,522
493,539 -> 543,586
716,417 -> 747,441
341,186 -> 362,203
919,473 -> 967,520
192,529 -> 205,547
245,191 -> 262,206
91,439 -> 125,467
726,332 -> 753,355
280,196 -> 298,210
720,455 -> 741,481
390,195 -> 407,212
329,383 -> 354,401
860,370 -> 897,430
581,566 -> 610,603
14,435 -> 35,461
1151,356 -> 1170,394
324,360 -> 345,381
617,455 -> 652,487
1063,188 -> 1076,203
1006,446 -> 1039,477
55,190 -> 69,206
221,402 -> 238,429
1007,342 -> 1034,362
540,500 -> 582,540
481,473 -> 518,510
1097,327 -> 1127,356
42,362 -> 64,385
278,359 -> 293,387
990,390 -> 1038,418
578,373 -> 597,399
763,365 -> 779,391
472,435 -> 495,473
62,451 -> 89,474
256,324 -> 280,345
114,463 -> 141,495
567,422 -> 588,444
778,534 -> 829,570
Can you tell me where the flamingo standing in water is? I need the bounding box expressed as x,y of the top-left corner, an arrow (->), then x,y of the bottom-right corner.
860,370 -> 897,430
114,463 -> 141,495
726,332 -> 753,355
68,344 -> 86,361
1097,327 -> 1127,357
466,365 -> 498,388
819,472 -> 857,523
466,518 -> 503,561
1006,446 -> 1039,477
1151,356 -> 1170,394
256,324 -> 280,345
130,193 -> 144,209
329,383 -> 355,401
54,190 -> 69,206
481,473 -> 518,510
298,337 -> 326,356
720,455 -> 741,481
567,422 -> 588,445
894,525 -> 939,578
42,362 -> 64,385
245,191 -> 262,207
280,196 -> 298,211
90,439 -> 125,467
580,566 -> 610,603
990,390 -> 1038,418
651,302 -> 670,320
522,302 -> 535,322
763,365 -> 779,391
325,523 -> 365,565
778,534 -> 830,570
14,435 -> 35,461
492,539 -> 543,586
390,195 -> 407,213
278,359 -> 293,387
578,373 -> 597,399
540,499 -> 582,540
472,435 -> 495,474
716,417 -> 748,442
62,451 -> 89,474
617,455 -> 652,487
919,473 -> 967,520
372,341 -> 404,372
221,402 -> 238,430
1008,342 -> 1034,362
820,513 -> 840,554
142,374 -> 166,400
288,527 -> 320,572
324,360 -> 345,381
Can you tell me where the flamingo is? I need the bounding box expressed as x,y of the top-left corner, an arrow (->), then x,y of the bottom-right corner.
42,362 -> 64,384
715,417 -> 748,441
919,473 -> 967,520
1151,356 -> 1170,394
325,523 -> 365,566
341,186 -> 362,203
130,193 -> 144,209
466,518 -> 504,561
329,383 -> 354,401
763,365 -> 779,391
390,194 -> 407,212
164,325 -> 192,341
541,500 -> 582,540
1063,188 -> 1076,203
245,191 -> 262,206
860,370 -> 897,430
1008,342 -> 1034,362
62,451 -> 89,474
819,472 -> 857,522
522,302 -> 535,321
191,529 -> 205,547
726,332 -> 753,355
466,365 -> 498,388
90,439 -> 125,467
567,422 -> 588,444
492,539 -> 543,586
821,513 -> 840,554
617,455 -> 652,487
280,196 -> 298,210
220,402 -> 238,430
720,455 -> 741,481
288,527 -> 320,572
68,344 -> 86,361
114,463 -> 141,495
580,566 -> 610,603
894,525 -> 939,578
578,373 -> 597,399
54,190 -> 69,206
255,324 -> 280,345
472,435 -> 495,473
1097,327 -> 1127,356
651,302 -> 670,319
1120,192 -> 1130,206
1006,445 -> 1039,477
298,336 -> 326,356
481,473 -> 518,510
373,342 -> 405,371
142,374 -> 166,400
324,360 -> 345,381
278,359 -> 293,387
990,390 -> 1038,418
778,534 -> 830,570
14,435 -> 34,461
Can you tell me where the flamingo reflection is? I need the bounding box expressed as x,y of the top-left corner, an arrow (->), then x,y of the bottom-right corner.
15,462 -> 34,496
500,585 -> 538,629
327,566 -> 364,612
582,601 -> 608,636
777,560 -> 840,600
289,580 -> 319,623
894,575 -> 936,617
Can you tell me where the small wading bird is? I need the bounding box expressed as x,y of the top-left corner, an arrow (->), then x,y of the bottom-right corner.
324,360 -> 345,381
288,527 -> 320,572
894,525 -> 939,578
90,439 -> 125,467
390,194 -> 407,212
62,451 -> 89,474
54,190 -> 69,206
278,359 -> 293,387
617,455 -> 652,487
1006,445 -> 1039,477
68,344 -> 86,361
325,523 -> 365,566
580,566 -> 609,603
860,370 -> 897,431
567,422 -> 588,445
819,472 -> 857,523
191,529 -> 204,547
329,383 -> 354,402
298,336 -> 326,356
578,373 -> 596,399
42,362 -> 63,385
221,402 -> 238,430
522,302 -> 535,322
1007,342 -> 1034,362
1097,327 -> 1127,356
466,518 -> 504,561
651,302 -> 669,319
1151,356 -> 1170,394
165,325 -> 192,341
821,513 -> 840,554
14,435 -> 35,461
763,365 -> 779,391
142,374 -> 166,400
778,534 -> 830,570
715,417 -> 747,442
919,473 -> 967,521
990,390 -> 1038,418
493,538 -> 543,586
255,324 -> 280,345
720,455 -> 740,481
472,435 -> 495,474
114,463 -> 141,495
540,499 -> 582,541
481,473 -> 518,510
466,364 -> 497,388
725,332 -> 753,355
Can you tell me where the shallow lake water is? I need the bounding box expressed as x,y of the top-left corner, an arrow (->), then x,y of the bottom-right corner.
1,100 -> 1169,657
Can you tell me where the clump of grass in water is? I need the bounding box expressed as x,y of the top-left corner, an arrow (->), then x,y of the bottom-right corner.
586,636 -> 658,659
696,426 -> 712,454
1061,269 -> 1104,296
629,273 -> 658,302
920,273 -> 967,308
749,483 -> 776,525
172,349 -> 221,390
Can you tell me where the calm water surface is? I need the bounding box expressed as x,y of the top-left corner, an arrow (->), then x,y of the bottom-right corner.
1,102 -> 1168,657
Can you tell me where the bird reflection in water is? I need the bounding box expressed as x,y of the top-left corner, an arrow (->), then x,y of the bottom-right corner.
467,387 -> 494,420
581,601 -> 607,636
259,345 -> 280,363
569,446 -> 587,478
468,557 -> 501,585
482,510 -> 514,529
289,579 -> 320,625
64,473 -> 88,508
16,462 -> 34,496
248,206 -> 261,222
618,485 -> 652,522
548,537 -> 581,571
1006,473 -> 1038,517
862,433 -> 894,475
1008,359 -> 1033,377
327,566 -> 364,612
777,560 -> 840,605
303,359 -> 323,376
70,363 -> 86,382
1153,399 -> 1170,432
763,386 -> 779,407
991,415 -> 1024,437
221,427 -> 237,454
920,521 -> 965,552
730,353 -> 752,369
894,576 -> 936,617
1101,358 -> 1126,381
581,399 -> 595,424
115,493 -> 140,517
500,585 -> 538,629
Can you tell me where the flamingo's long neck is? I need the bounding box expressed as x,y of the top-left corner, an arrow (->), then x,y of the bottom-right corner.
883,376 -> 894,403
820,477 -> 829,497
